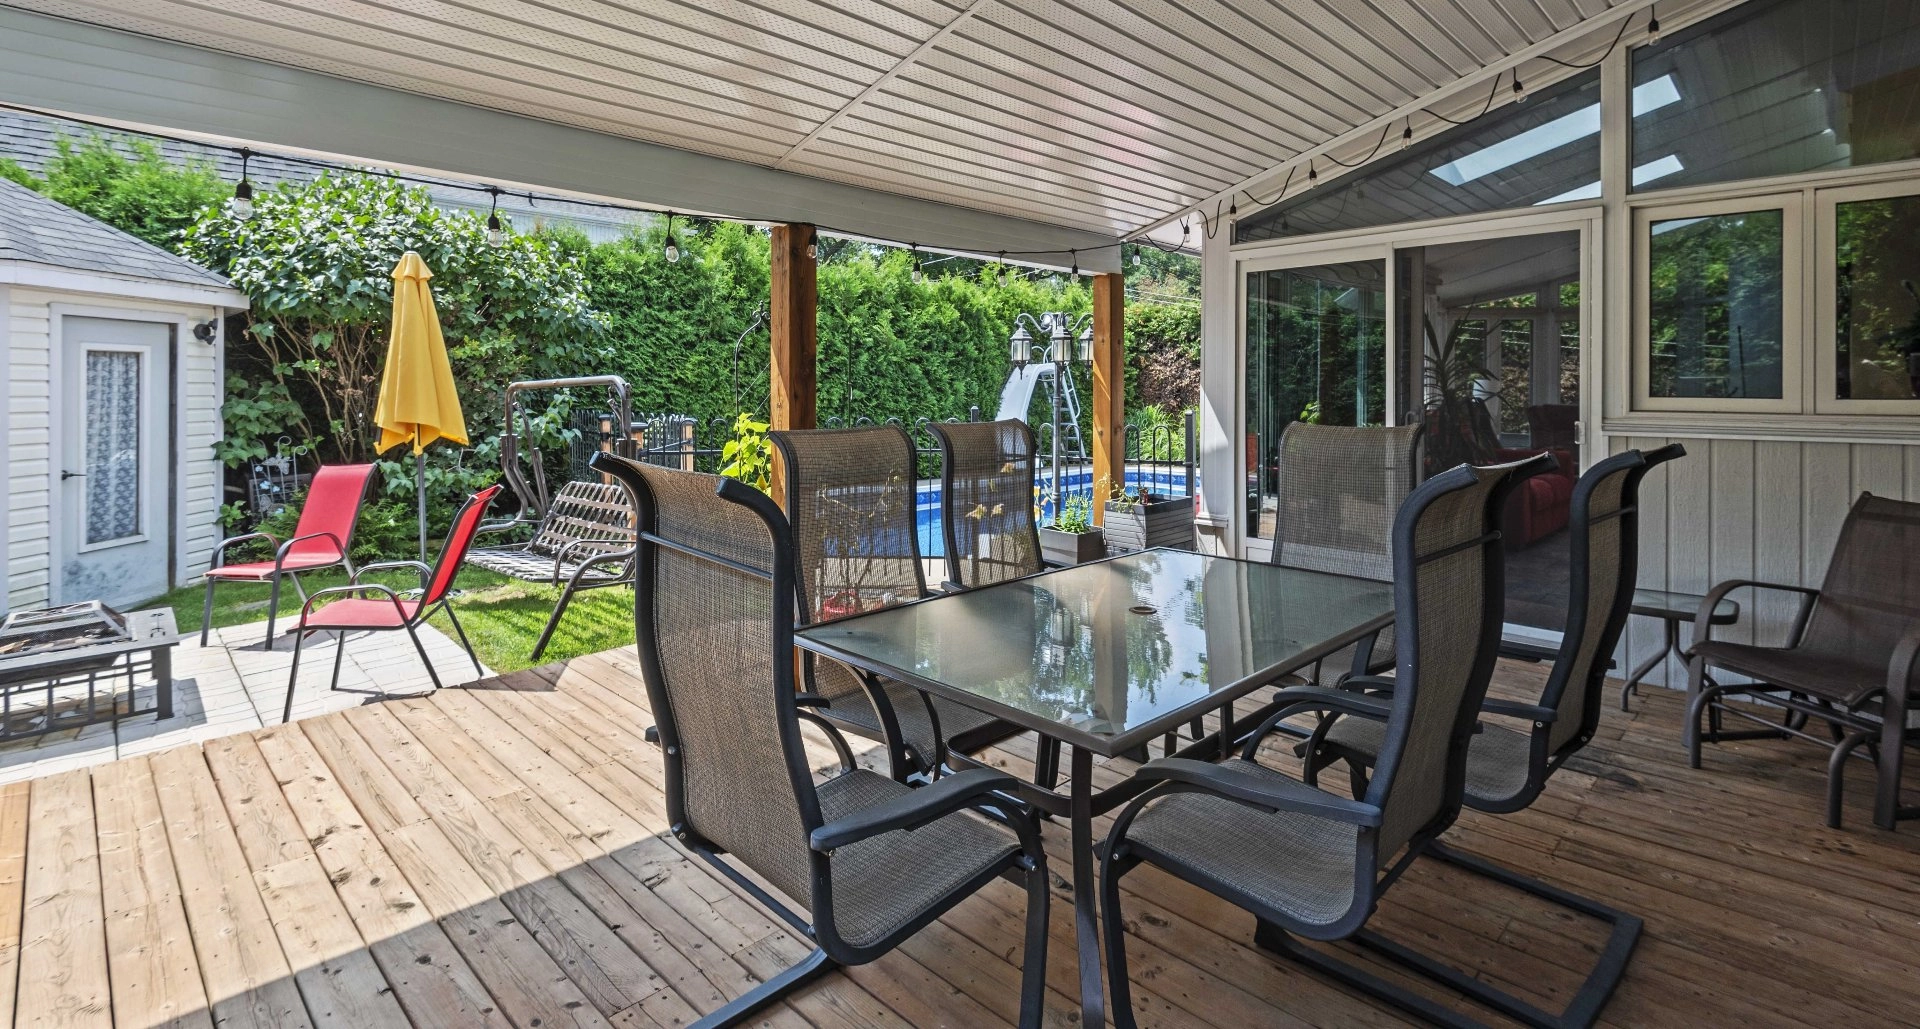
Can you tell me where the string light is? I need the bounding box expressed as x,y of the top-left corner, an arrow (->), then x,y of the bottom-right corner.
1307,160 -> 1318,188
1513,74 -> 1529,103
997,252 -> 1008,287
806,226 -> 818,260
230,148 -> 254,220
663,212 -> 680,263
1647,5 -> 1661,43
910,244 -> 922,283
1401,119 -> 1413,150
1070,249 -> 1078,278
1131,246 -> 1141,267
485,186 -> 504,247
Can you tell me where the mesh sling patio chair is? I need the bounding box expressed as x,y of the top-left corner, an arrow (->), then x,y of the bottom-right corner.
202,462 -> 376,648
281,484 -> 497,724
589,452 -> 1050,1029
1268,422 -> 1424,690
1686,492 -> 1920,830
1298,445 -> 1685,1028
1098,454 -> 1551,1029
929,418 -> 1067,786
771,424 -> 1023,780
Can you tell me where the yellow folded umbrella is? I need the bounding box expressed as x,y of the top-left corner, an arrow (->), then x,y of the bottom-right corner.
375,251 -> 469,561
375,251 -> 468,456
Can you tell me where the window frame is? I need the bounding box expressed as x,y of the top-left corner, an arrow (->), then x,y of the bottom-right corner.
1630,191 -> 1804,415
1814,178 -> 1920,414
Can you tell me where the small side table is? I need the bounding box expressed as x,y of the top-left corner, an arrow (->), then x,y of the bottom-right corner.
1620,588 -> 1737,710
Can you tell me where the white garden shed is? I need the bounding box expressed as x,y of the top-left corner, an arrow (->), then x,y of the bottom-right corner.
0,176 -> 246,613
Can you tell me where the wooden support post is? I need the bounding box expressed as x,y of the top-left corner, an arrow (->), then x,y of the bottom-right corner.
769,223 -> 817,504
1091,272 -> 1126,526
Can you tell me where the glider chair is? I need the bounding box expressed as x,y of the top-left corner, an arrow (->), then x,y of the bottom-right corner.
1686,492 -> 1920,830
590,453 -> 1050,1028
1266,422 -> 1424,691
282,485 -> 497,724
202,462 -> 376,648
929,418 -> 1069,786
1301,445 -> 1685,1027
1099,455 -> 1549,1029
771,425 -> 1021,781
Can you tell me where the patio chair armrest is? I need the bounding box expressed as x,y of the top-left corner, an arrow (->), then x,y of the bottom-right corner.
275,531 -> 347,568
212,531 -> 278,566
1883,626 -> 1920,711
354,560 -> 433,590
1694,578 -> 1818,645
794,693 -> 831,709
299,583 -> 410,624
810,768 -> 1022,852
1133,758 -> 1382,826
1482,698 -> 1555,722
1243,686 -> 1392,759
1339,674 -> 1398,696
549,538 -> 635,579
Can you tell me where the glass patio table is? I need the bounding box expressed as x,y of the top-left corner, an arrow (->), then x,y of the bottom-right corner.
794,547 -> 1394,1027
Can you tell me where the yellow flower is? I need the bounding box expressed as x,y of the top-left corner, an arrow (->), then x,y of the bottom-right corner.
966,503 -> 989,520
999,462 -> 1016,474
990,503 -> 1005,516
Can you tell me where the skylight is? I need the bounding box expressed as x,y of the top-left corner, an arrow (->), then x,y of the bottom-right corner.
1535,154 -> 1686,205
1429,75 -> 1682,186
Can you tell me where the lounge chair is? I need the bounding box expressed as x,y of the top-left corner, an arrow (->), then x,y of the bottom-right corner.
590,452 -> 1050,1028
1686,492 -> 1920,829
1098,455 -> 1549,1029
282,485 -> 496,723
202,462 -> 376,648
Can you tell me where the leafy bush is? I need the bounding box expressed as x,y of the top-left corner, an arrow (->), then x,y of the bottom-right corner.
718,413 -> 773,494
33,135 -> 226,249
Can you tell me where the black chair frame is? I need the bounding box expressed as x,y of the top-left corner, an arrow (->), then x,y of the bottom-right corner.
595,453 -> 1052,1027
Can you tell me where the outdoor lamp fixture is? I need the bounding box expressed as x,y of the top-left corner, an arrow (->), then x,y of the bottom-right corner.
664,212 -> 680,263
485,187 -> 504,247
1009,325 -> 1034,370
1050,319 -> 1074,365
231,148 -> 254,220
1076,325 -> 1094,364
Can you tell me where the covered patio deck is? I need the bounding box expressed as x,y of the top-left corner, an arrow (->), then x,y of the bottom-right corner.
7,649 -> 1915,1029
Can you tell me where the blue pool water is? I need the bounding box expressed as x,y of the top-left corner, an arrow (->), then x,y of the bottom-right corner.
912,467 -> 1192,558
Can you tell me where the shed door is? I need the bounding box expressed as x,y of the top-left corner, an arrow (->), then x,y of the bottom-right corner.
57,317 -> 172,608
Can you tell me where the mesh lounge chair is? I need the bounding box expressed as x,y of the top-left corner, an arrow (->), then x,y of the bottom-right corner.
1686,492 -> 1920,830
1300,445 -> 1685,1028
282,484 -> 498,723
590,452 -> 1050,1028
930,418 -> 1066,785
770,425 -> 1022,780
1098,455 -> 1550,1029
202,462 -> 376,648
1267,422 -> 1423,690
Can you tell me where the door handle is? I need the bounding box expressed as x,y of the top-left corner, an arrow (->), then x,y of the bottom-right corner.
60,470 -> 85,480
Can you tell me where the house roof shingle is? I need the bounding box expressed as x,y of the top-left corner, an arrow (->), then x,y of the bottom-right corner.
0,174 -> 234,290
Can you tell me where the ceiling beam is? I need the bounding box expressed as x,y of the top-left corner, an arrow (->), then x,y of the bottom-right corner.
0,7 -> 1123,271
775,0 -> 997,170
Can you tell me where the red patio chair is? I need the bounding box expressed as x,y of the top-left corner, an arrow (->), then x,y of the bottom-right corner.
281,485 -> 500,723
201,463 -> 377,648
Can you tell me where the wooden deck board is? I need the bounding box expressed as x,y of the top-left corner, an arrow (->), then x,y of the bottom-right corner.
3,650 -> 1917,1028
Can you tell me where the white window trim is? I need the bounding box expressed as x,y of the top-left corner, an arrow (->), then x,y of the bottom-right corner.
1630,191 -> 1804,414
1814,177 -> 1920,415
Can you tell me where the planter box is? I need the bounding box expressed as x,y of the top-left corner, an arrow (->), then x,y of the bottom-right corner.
1103,497 -> 1197,553
1039,527 -> 1106,566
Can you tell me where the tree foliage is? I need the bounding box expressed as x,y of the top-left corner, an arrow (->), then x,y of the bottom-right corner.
182,173 -> 604,467
32,135 -> 227,249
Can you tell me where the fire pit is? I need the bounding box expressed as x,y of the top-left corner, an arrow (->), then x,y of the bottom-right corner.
0,603 -> 177,740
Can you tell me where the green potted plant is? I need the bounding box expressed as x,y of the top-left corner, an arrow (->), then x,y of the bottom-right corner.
1102,480 -> 1196,553
1038,490 -> 1106,565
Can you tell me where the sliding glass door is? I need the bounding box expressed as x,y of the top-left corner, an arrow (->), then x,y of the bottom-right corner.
1243,257 -> 1389,542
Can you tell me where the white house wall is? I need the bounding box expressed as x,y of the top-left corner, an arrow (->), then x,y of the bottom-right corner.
4,288 -> 224,613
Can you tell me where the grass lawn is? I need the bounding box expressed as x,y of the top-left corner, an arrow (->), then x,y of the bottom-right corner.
144,566 -> 636,675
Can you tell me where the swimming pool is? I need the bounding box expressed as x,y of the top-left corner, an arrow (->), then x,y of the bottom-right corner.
911,467 -> 1193,557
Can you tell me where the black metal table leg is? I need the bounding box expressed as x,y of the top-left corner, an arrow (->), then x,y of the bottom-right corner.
1620,617 -> 1679,710
153,643 -> 173,720
1069,745 -> 1106,1028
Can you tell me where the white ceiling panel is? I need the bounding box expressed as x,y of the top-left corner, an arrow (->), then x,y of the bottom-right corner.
0,0 -> 1691,242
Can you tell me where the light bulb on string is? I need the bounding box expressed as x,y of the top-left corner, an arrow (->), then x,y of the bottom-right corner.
1069,250 -> 1078,279
1513,75 -> 1529,103
1401,120 -> 1413,150
664,212 -> 680,263
485,187 -> 504,247
910,244 -> 923,284
1307,161 -> 1318,188
806,227 -> 818,260
231,148 -> 254,220
1647,6 -> 1661,43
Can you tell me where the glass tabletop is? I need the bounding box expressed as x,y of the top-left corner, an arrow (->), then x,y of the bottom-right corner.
1630,587 -> 1739,623
794,549 -> 1395,755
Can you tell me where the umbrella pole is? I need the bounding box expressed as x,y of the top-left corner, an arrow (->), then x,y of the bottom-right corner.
416,451 -> 428,564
